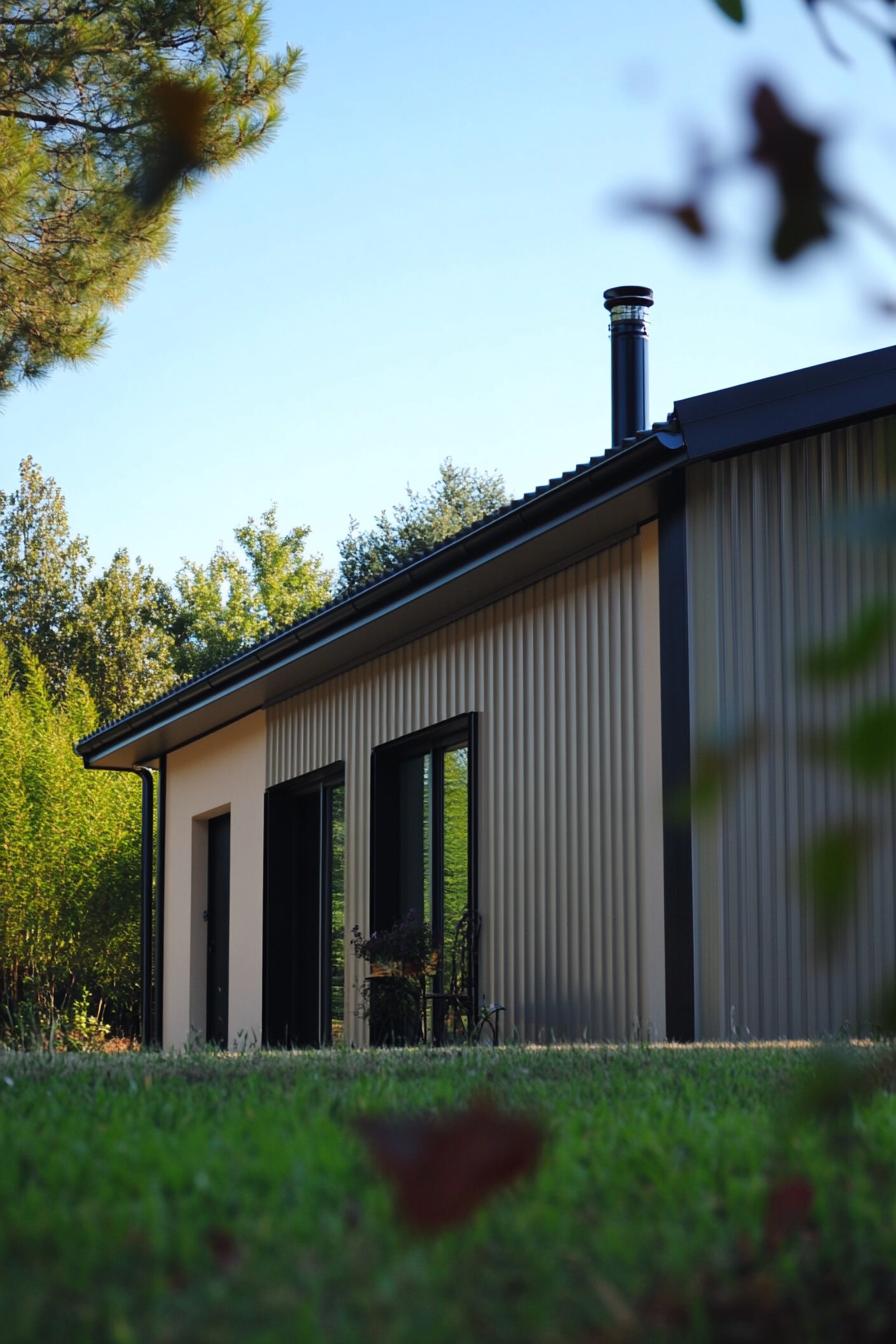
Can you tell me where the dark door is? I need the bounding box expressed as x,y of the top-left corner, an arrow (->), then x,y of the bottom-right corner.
263,771 -> 345,1048
206,813 -> 230,1046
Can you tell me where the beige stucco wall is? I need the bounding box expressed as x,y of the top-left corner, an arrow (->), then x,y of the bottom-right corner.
162,711 -> 266,1049
268,526 -> 666,1043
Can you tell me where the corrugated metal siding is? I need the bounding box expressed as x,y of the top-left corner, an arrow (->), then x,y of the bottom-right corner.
688,417 -> 896,1038
267,532 -> 666,1043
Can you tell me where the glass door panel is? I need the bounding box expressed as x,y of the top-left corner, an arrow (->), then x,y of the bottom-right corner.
264,768 -> 345,1048
442,745 -> 469,936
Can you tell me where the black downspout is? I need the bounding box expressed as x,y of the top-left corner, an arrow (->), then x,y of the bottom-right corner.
154,756 -> 166,1047
134,767 -> 154,1049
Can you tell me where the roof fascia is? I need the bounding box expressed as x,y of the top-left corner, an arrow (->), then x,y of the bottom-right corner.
79,432 -> 680,768
676,343 -> 896,461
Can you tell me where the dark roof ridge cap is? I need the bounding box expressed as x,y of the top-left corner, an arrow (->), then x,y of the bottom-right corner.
675,342 -> 896,423
675,343 -> 896,463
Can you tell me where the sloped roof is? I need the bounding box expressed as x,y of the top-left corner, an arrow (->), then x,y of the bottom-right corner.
75,337 -> 896,769
75,419 -> 680,766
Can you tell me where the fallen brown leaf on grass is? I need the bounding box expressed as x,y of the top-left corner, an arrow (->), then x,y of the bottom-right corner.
764,1175 -> 815,1250
206,1226 -> 241,1272
355,1096 -> 544,1233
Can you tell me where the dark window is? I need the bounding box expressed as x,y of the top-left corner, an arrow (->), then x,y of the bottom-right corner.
371,715 -> 477,1017
263,765 -> 345,1047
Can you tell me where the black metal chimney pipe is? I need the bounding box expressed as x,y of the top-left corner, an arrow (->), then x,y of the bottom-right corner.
603,285 -> 654,447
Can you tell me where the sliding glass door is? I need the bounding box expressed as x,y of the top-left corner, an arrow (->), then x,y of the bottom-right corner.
263,767 -> 345,1047
372,715 -> 476,1034
392,741 -> 469,946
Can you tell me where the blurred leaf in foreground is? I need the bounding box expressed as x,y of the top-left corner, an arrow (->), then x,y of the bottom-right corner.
831,502 -> 896,545
799,824 -> 868,942
788,1045 -> 878,1125
872,982 -> 896,1035
130,79 -> 214,210
626,194 -> 709,242
837,704 -> 896,780
800,601 -> 895,682
748,81 -> 836,263
671,723 -> 760,821
710,0 -> 746,21
355,1097 -> 544,1233
800,704 -> 896,781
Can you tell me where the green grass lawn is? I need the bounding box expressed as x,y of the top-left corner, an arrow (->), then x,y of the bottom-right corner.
2,1044 -> 896,1342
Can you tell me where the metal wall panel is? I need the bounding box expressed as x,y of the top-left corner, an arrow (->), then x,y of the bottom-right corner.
688,417 -> 896,1038
267,530 -> 666,1043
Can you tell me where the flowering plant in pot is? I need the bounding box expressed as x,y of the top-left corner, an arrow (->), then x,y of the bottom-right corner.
351,912 -> 438,1045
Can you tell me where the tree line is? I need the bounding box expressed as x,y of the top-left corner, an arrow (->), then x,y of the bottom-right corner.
0,455 -> 506,1043
1,456 -> 507,723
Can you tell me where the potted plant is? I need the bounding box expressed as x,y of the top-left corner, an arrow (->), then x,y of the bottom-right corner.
351,912 -> 438,1046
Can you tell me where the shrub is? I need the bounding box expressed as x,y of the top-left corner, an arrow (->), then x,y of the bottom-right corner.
351,912 -> 437,1045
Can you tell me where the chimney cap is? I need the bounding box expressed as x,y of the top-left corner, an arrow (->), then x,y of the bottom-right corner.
603,285 -> 654,311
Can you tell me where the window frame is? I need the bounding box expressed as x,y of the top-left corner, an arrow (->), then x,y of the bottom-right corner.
370,713 -> 479,1004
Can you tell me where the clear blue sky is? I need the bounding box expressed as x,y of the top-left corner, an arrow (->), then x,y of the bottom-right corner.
2,0 -> 896,582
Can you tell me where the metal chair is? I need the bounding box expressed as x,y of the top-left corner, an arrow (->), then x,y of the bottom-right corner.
426,909 -> 475,1043
426,911 -> 503,1044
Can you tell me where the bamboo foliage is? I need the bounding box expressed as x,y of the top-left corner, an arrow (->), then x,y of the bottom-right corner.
0,643 -> 141,1038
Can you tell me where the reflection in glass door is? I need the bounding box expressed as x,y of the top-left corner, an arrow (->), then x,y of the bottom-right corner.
442,744 -> 469,941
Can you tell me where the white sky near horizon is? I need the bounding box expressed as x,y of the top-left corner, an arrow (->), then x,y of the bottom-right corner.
2,0 -> 896,583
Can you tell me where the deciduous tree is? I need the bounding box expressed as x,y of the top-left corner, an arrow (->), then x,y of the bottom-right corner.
74,548 -> 176,723
337,460 -> 508,594
0,455 -> 91,694
171,506 -> 332,680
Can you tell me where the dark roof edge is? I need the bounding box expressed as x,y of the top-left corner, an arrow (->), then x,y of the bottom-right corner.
75,429 -> 680,763
676,342 -> 896,461
76,341 -> 896,766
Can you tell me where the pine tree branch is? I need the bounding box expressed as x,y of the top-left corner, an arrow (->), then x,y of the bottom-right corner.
0,3 -> 118,24
0,106 -> 147,134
